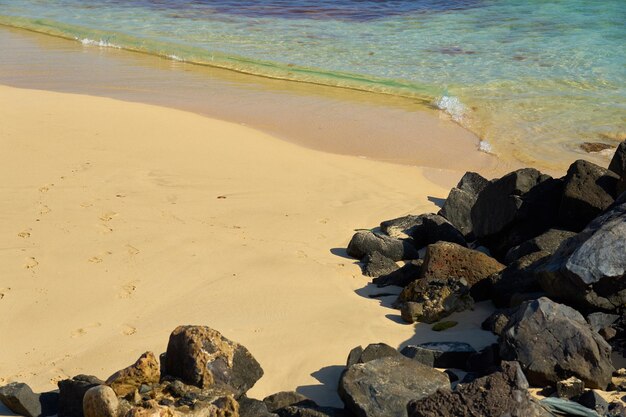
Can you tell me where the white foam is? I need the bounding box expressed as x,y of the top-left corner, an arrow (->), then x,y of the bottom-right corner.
478,140 -> 494,154
168,54 -> 184,62
78,38 -> 120,48
435,94 -> 465,123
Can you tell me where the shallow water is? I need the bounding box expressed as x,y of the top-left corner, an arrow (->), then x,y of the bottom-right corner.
0,0 -> 624,166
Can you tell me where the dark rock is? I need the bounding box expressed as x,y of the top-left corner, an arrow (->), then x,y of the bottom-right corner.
380,215 -> 423,239
359,343 -> 402,363
443,370 -> 459,383
481,309 -> 512,336
163,325 -> 263,397
600,327 -> 617,341
361,252 -> 398,277
581,142 -> 614,153
400,342 -> 475,368
347,231 -> 419,261
538,200 -> 626,311
505,229 -> 577,263
0,383 -> 53,417
58,375 -> 103,417
499,297 -> 614,389
439,172 -> 489,237
276,405 -> 347,417
339,356 -> 449,417
263,392 -> 316,413
490,251 -> 550,308
397,277 -> 474,324
471,168 -> 545,238
420,242 -> 505,289
558,159 -> 618,231
609,140 -> 626,195
431,321 -> 458,331
239,396 -> 278,417
346,346 -> 364,367
465,344 -> 501,373
372,260 -> 421,288
556,376 -> 584,399
380,214 -> 466,248
577,390 -> 609,415
587,312 -> 620,333
609,402 -> 626,417
406,361 -> 552,417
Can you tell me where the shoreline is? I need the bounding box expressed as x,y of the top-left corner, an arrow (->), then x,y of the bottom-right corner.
0,85 -> 498,411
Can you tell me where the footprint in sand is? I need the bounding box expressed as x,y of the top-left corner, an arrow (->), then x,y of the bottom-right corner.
39,205 -> 51,215
122,325 -> 137,336
125,244 -> 140,256
88,256 -> 103,264
25,257 -> 39,269
18,229 -> 31,238
99,211 -> 118,222
38,184 -> 54,193
118,281 -> 138,299
71,322 -> 101,338
0,287 -> 11,299
97,223 -> 114,234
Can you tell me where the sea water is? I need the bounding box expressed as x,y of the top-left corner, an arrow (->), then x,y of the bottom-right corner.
0,0 -> 624,165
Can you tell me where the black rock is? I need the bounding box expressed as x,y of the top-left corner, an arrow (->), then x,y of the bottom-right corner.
0,383 -> 57,417
406,361 -> 552,417
505,229 -> 577,264
359,343 -> 402,363
347,230 -> 419,261
263,392 -> 316,413
465,344 -> 501,374
439,172 -> 489,238
380,215 -> 424,239
609,140 -> 626,195
489,251 -> 549,308
538,200 -> 626,311
276,405 -> 347,417
608,401 -> 626,417
372,260 -> 422,288
457,171 -> 491,196
400,342 -> 476,369
361,251 -> 399,277
57,375 -> 103,417
346,346 -> 364,367
381,214 -> 466,249
239,396 -> 278,417
499,297 -> 614,389
481,309 -> 513,336
558,159 -> 619,232
339,356 -> 449,417
587,312 -> 620,333
577,390 -> 609,415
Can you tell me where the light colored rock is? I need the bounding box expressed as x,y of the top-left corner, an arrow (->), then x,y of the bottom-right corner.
83,385 -> 119,417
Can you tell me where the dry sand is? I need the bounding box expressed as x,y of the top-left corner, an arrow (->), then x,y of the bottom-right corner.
0,85 -> 498,412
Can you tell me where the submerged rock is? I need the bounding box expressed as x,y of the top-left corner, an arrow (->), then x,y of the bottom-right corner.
347,230 -> 419,261
163,325 -> 263,397
339,356 -> 449,417
499,297 -> 614,389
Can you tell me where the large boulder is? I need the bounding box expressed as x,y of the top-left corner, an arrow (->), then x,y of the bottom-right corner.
439,172 -> 489,237
361,252 -> 398,277
105,351 -> 160,397
58,375 -> 104,417
499,297 -> 614,389
347,231 -> 419,261
398,277 -> 474,324
263,392 -> 345,417
380,214 -> 466,249
238,396 -> 278,417
558,159 -> 618,231
163,325 -> 263,397
83,386 -> 118,417
0,383 -> 57,417
505,229 -> 577,264
346,343 -> 402,366
489,251 -> 549,308
406,362 -> 552,417
538,200 -> 626,311
400,342 -> 476,369
420,242 -> 505,287
338,356 -> 449,417
372,260 -> 422,288
609,140 -> 626,195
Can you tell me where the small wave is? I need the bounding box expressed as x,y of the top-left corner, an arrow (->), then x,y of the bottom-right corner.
478,140 -> 494,154
435,94 -> 465,123
78,38 -> 120,48
167,54 -> 185,62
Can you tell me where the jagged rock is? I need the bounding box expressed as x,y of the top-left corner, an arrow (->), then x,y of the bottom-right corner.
587,312 -> 620,333
346,346 -> 364,367
380,214 -> 466,248
163,325 -> 263,397
489,251 -> 549,308
263,392 -> 316,413
106,351 -> 160,397
58,375 -> 104,417
481,309 -> 512,336
407,361 -> 552,417
556,377 -> 584,399
347,231 -> 419,261
505,229 -> 577,263
0,383 -> 57,417
499,297 -> 614,389
361,252 -> 398,277
538,200 -> 626,311
397,277 -> 474,324
609,140 -> 626,195
558,160 -> 618,231
372,260 -> 422,288
420,242 -> 505,289
339,356 -> 449,417
578,390 -> 609,415
400,342 -> 475,368
380,215 -> 423,239
83,386 -> 118,417
238,396 -> 278,417
471,168 -> 545,238
439,172 -> 489,237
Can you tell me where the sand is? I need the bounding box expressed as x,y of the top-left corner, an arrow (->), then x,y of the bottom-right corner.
0,85 -> 498,413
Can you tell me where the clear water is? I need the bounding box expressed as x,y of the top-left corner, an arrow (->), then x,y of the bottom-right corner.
0,0 -> 624,165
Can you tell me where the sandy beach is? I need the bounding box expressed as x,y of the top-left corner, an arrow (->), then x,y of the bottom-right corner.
0,85 -> 499,413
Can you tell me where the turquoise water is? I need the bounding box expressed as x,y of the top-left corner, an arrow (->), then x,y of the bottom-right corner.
0,0 -> 624,165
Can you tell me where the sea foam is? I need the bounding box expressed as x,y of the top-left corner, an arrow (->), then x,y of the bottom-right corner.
435,95 -> 465,123
78,38 -> 120,48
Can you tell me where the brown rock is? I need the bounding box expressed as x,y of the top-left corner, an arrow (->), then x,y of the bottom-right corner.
106,352 -> 160,397
580,142 -> 614,153
83,386 -> 118,417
